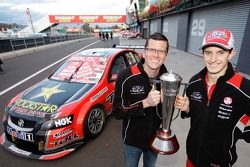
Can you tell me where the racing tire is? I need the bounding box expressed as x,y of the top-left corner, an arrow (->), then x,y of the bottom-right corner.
84,106 -> 106,138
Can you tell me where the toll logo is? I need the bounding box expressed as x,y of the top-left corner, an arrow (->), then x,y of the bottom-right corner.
52,133 -> 79,147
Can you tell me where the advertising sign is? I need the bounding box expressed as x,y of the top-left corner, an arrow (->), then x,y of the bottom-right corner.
49,15 -> 126,23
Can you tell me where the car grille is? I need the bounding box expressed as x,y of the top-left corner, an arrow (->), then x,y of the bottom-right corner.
5,133 -> 43,154
10,115 -> 36,129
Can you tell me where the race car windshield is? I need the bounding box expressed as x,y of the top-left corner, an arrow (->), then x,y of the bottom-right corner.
50,56 -> 108,83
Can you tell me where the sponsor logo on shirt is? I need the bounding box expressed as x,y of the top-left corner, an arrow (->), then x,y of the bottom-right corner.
217,97 -> 233,120
224,97 -> 232,105
130,86 -> 145,95
190,92 -> 202,102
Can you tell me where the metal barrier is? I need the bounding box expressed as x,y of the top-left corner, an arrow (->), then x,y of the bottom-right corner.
0,34 -> 93,53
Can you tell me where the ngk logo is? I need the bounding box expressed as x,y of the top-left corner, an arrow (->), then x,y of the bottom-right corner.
54,115 -> 73,128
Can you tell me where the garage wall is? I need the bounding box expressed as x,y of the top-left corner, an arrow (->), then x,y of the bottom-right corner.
142,20 -> 150,38
150,18 -> 161,35
176,12 -> 190,51
140,0 -> 250,74
237,10 -> 250,74
162,15 -> 179,47
187,0 -> 250,66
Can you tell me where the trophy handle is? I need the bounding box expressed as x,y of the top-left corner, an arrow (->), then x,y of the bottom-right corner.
172,83 -> 188,121
150,79 -> 162,119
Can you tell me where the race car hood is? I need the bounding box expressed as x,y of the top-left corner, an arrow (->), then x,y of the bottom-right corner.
9,79 -> 95,117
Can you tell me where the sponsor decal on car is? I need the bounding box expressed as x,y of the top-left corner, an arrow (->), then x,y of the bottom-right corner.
106,92 -> 114,103
8,145 -> 31,156
51,133 -> 79,147
14,99 -> 58,113
53,129 -> 73,139
7,126 -> 34,142
91,87 -> 108,102
10,105 -> 46,118
31,84 -> 66,102
54,115 -> 73,128
54,56 -> 108,83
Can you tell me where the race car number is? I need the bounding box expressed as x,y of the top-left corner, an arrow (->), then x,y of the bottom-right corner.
7,126 -> 34,142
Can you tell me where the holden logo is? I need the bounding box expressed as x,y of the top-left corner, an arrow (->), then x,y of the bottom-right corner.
224,97 -> 232,105
18,119 -> 25,128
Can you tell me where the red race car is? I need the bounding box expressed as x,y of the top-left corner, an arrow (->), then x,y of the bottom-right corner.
120,30 -> 141,39
0,48 -> 141,160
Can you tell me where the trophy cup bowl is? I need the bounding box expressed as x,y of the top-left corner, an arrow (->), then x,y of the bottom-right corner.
150,71 -> 182,155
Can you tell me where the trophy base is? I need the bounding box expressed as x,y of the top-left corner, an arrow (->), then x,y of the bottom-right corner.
150,129 -> 179,155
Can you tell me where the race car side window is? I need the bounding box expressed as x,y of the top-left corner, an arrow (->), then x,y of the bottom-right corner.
110,56 -> 126,75
109,56 -> 126,82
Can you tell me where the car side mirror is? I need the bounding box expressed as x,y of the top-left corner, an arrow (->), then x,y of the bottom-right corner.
110,73 -> 118,81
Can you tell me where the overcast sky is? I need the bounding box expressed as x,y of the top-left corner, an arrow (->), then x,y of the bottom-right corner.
0,0 -> 130,25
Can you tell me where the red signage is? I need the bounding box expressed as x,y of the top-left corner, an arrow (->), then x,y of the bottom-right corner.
49,15 -> 126,23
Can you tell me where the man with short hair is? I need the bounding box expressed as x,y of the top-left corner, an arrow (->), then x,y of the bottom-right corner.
113,32 -> 169,167
175,28 -> 250,167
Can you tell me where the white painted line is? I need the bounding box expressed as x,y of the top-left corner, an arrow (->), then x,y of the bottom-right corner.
0,40 -> 99,96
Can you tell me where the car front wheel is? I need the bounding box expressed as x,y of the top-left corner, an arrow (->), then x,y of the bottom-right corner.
84,107 -> 106,138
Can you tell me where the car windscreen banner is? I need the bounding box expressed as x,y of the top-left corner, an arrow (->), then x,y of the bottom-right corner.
52,56 -> 108,83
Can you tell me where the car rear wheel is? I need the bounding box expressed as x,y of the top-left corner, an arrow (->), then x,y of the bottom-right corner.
84,107 -> 106,138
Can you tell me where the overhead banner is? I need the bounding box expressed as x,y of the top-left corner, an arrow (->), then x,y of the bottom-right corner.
49,15 -> 126,23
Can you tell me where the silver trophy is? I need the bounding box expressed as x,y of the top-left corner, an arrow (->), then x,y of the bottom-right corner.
150,71 -> 182,155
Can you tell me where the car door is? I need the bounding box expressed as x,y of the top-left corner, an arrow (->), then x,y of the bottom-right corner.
104,54 -> 126,114
105,50 -> 141,113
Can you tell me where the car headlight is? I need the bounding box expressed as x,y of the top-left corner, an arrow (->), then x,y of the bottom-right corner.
40,115 -> 74,131
40,120 -> 54,130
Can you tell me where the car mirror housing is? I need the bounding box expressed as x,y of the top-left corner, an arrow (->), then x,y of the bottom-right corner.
110,73 -> 118,82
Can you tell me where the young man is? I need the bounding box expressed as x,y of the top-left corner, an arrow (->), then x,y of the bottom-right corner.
113,33 -> 169,167
175,28 -> 250,167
